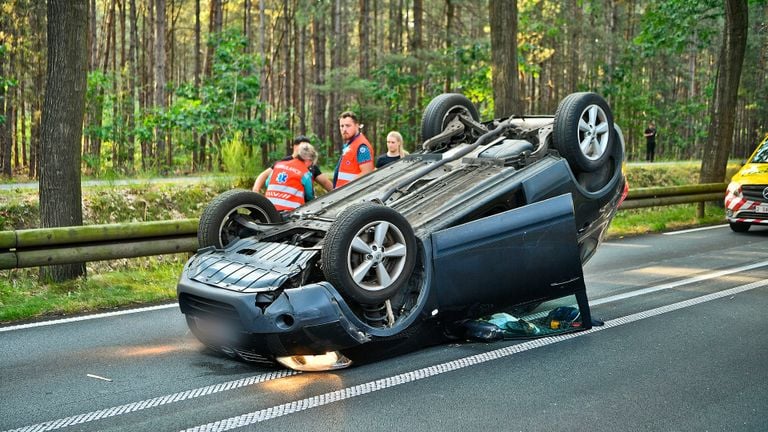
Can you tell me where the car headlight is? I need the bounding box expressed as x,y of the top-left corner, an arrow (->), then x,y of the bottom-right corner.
727,182 -> 743,198
276,351 -> 353,372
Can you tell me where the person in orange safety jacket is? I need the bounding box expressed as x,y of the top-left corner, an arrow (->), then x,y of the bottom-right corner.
265,143 -> 318,211
333,111 -> 374,188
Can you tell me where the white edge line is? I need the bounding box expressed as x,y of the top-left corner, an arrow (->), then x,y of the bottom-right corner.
662,224 -> 728,235
0,303 -> 179,333
591,259 -> 768,306
181,279 -> 768,432
600,242 -> 650,248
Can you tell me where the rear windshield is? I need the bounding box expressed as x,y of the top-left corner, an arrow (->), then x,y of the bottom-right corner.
752,139 -> 768,163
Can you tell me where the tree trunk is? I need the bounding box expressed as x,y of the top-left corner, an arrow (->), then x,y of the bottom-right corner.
409,0 -> 422,138
281,0 -> 291,136
193,0 -> 201,171
567,1 -> 581,93
40,0 -> 88,282
30,0 -> 46,179
19,74 -> 27,170
698,0 -> 748,216
444,0 -> 455,93
244,0 -> 252,49
359,0 -> 370,79
700,0 -> 748,184
298,21 -> 307,134
154,0 -> 167,171
489,0 -> 519,118
110,0 -> 119,170
311,7 -> 327,144
126,0 -> 138,173
140,1 -> 152,169
0,22 -> 13,177
0,17 -> 6,177
258,0 -> 268,167
329,0 -> 343,156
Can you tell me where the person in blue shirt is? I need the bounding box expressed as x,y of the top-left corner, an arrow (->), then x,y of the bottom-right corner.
333,111 -> 374,188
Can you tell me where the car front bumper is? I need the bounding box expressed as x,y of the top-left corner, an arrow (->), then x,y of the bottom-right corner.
725,191 -> 768,225
178,274 -> 370,359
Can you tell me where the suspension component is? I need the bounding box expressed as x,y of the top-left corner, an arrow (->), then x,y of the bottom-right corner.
362,302 -> 388,327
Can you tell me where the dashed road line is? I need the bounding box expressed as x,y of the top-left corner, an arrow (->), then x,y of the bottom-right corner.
2,370 -> 299,432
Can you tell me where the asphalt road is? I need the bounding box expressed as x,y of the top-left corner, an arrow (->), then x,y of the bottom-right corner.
1,224 -> 767,432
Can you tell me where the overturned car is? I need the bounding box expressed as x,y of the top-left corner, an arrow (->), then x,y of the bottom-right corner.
177,92 -> 627,371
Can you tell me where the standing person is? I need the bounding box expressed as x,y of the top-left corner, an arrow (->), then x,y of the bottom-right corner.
253,135 -> 333,193
644,122 -> 657,162
264,143 -> 318,211
376,131 -> 409,168
333,111 -> 374,188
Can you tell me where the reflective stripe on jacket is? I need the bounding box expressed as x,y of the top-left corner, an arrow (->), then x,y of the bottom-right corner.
265,158 -> 310,211
335,134 -> 373,188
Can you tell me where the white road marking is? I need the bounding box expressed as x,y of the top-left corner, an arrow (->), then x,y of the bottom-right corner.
662,224 -> 728,235
591,259 -> 768,305
86,374 -> 112,382
2,370 -> 299,432
182,279 -> 768,432
0,303 -> 178,333
600,242 -> 650,248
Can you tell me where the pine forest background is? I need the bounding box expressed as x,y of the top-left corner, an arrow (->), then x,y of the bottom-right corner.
0,0 -> 767,180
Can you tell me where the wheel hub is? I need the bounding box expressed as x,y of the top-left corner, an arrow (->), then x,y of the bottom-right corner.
371,250 -> 383,263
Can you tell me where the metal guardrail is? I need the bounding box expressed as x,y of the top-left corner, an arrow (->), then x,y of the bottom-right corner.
0,220 -> 199,270
619,182 -> 727,210
0,183 -> 728,270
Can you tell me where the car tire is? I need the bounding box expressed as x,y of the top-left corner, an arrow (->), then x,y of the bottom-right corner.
553,92 -> 614,173
198,189 -> 281,249
322,202 -> 418,304
729,222 -> 750,233
421,93 -> 480,141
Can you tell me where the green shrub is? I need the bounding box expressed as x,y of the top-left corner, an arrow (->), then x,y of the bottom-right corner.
220,132 -> 263,188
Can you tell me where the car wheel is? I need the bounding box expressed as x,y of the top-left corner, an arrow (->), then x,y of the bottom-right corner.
322,202 -> 417,304
553,92 -> 614,173
198,189 -> 281,248
729,222 -> 750,233
421,93 -> 480,141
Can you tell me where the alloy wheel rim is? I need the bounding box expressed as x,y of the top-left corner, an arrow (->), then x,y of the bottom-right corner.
346,220 -> 408,292
577,104 -> 610,161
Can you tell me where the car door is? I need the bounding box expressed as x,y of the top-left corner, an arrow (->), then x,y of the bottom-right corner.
430,193 -> 586,312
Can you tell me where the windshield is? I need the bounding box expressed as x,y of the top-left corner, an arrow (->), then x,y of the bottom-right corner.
751,138 -> 768,163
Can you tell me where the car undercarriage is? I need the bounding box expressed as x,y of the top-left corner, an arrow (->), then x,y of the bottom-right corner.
177,92 -> 627,370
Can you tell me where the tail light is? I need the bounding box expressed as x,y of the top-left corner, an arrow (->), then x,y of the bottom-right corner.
618,177 -> 629,205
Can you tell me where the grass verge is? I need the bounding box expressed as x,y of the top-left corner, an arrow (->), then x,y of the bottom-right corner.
608,203 -> 726,237
0,256 -> 184,323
